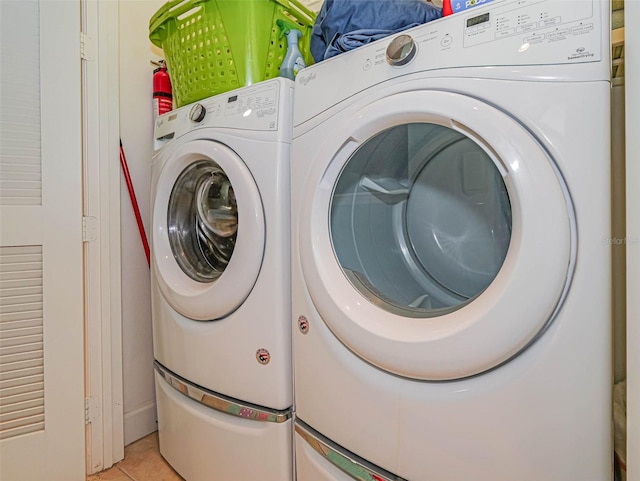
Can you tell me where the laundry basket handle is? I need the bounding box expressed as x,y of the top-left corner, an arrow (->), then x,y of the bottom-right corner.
149,0 -> 207,47
270,0 -> 316,26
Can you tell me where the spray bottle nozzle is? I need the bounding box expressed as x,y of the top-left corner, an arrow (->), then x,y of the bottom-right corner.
276,19 -> 302,39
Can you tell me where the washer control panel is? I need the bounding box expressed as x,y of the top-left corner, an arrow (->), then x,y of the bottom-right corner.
193,81 -> 280,131
154,78 -> 290,149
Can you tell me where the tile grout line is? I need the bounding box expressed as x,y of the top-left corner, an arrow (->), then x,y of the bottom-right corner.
116,465 -> 136,481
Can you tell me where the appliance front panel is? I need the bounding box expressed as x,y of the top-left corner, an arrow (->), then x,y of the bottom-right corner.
295,421 -> 407,481
297,89 -> 574,380
291,76 -> 611,481
152,139 -> 265,321
155,371 -> 293,481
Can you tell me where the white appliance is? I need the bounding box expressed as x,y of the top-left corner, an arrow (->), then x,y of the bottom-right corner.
151,78 -> 294,481
291,1 -> 612,479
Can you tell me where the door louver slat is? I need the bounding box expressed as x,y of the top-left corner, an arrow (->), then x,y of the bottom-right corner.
0,246 -> 44,440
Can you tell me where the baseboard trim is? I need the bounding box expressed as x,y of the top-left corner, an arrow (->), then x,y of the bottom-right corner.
124,401 -> 157,446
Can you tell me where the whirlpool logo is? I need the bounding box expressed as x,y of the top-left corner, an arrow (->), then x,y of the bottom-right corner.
298,72 -> 316,86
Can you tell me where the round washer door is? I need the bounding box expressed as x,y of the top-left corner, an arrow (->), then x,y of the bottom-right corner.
153,139 -> 264,321
298,90 -> 574,381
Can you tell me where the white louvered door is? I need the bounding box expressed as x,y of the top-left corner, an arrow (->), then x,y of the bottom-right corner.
0,1 -> 85,480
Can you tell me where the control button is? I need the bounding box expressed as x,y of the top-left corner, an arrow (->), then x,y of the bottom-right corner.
386,34 -> 417,67
441,34 -> 453,47
363,59 -> 372,71
189,103 -> 206,123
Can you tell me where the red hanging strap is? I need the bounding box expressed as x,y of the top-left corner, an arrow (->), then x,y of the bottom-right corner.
119,139 -> 150,267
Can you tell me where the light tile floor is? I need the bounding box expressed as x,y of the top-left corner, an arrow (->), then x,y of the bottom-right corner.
87,432 -> 184,481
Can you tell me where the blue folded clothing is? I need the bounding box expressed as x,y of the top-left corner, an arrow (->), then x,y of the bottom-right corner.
311,0 -> 442,61
325,25 -> 420,58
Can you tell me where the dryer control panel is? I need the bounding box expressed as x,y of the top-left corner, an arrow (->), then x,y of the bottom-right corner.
461,0 -> 598,53
294,0 -> 608,126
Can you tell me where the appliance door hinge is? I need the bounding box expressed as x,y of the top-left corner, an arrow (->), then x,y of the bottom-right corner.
85,396 -> 100,424
83,215 -> 98,242
80,32 -> 96,61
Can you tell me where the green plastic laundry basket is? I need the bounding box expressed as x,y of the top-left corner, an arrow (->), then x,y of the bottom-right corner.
149,0 -> 316,107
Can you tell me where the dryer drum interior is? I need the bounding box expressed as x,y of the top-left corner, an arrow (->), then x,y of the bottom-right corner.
329,122 -> 513,318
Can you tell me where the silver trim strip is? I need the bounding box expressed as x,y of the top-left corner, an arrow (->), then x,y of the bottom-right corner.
154,361 -> 291,424
295,420 -> 407,481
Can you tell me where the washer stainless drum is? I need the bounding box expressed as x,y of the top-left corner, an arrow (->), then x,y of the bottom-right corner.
291,1 -> 612,480
150,78 -> 294,481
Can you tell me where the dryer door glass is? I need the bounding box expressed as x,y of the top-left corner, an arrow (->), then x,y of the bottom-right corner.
168,159 -> 237,282
330,123 -> 511,317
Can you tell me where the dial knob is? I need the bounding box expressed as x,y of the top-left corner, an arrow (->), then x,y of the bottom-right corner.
189,103 -> 206,122
386,34 -> 417,67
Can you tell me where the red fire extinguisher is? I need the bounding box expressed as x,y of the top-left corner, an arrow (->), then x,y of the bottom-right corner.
153,59 -> 173,118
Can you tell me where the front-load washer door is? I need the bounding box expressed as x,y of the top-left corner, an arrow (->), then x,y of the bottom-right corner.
153,139 -> 264,321
298,90 -> 575,380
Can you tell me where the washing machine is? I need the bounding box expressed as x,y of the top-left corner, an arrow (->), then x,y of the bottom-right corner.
291,1 -> 612,479
151,78 -> 294,481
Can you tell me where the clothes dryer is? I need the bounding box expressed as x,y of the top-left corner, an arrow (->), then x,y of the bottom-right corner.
151,78 -> 293,481
291,1 -> 612,479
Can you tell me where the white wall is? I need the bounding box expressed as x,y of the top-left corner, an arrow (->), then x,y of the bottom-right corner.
118,0 -> 165,446
626,3 -> 639,480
